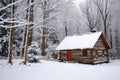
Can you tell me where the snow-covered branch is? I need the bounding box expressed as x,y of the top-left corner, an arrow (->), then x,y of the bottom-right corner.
1,0 -> 70,30
14,0 -> 38,16
0,0 -> 22,11
0,22 -> 34,28
29,0 -> 71,30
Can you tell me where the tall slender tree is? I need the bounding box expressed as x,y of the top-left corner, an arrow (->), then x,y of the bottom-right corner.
94,0 -> 111,38
8,0 -> 15,64
22,0 -> 34,57
115,28 -> 120,58
41,0 -> 47,56
40,0 -> 68,56
80,0 -> 99,32
24,0 -> 34,64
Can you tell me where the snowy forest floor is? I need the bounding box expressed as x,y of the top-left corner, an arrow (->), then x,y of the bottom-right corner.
0,59 -> 120,80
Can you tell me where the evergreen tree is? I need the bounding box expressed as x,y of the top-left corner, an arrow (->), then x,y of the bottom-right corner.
27,42 -> 41,63
0,0 -> 11,56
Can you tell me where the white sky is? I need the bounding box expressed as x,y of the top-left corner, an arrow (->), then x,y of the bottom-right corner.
73,0 -> 86,4
73,0 -> 86,9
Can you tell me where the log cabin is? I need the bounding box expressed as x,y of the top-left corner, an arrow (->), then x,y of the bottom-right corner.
56,31 -> 110,64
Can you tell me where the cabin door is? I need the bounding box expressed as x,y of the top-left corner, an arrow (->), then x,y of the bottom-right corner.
67,50 -> 72,61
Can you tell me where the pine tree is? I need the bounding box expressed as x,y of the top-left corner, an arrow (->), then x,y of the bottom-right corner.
0,0 -> 11,56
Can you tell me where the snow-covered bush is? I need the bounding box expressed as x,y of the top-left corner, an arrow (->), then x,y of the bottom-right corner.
46,45 -> 59,60
27,42 -> 41,63
46,52 -> 58,59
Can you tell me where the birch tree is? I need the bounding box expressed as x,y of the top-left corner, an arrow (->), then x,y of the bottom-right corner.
24,0 -> 34,65
0,0 -> 36,64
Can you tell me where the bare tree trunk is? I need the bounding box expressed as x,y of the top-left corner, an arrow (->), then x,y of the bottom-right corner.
22,0 -> 34,57
24,0 -> 34,64
41,0 -> 47,56
94,0 -> 110,38
115,29 -> 120,58
40,0 -> 67,56
41,24 -> 46,56
110,28 -> 112,48
104,18 -> 108,38
22,27 -> 27,56
27,0 -> 34,46
81,0 -> 98,32
24,26 -> 29,65
8,0 -> 15,64
64,21 -> 68,36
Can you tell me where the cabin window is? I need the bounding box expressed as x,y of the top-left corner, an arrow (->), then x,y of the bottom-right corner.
87,50 -> 91,57
82,49 -> 88,56
103,49 -> 107,54
60,51 -> 67,56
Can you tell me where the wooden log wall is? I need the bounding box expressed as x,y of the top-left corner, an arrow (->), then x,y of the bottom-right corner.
59,48 -> 109,64
92,49 -> 109,64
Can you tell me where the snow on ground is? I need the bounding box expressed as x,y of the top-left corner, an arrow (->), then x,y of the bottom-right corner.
0,59 -> 120,80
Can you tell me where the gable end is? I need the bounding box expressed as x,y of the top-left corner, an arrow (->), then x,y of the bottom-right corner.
100,33 -> 110,49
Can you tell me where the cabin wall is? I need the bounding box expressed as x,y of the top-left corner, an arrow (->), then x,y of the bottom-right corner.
93,38 -> 109,64
59,49 -> 94,64
72,50 -> 82,60
72,49 -> 93,63
59,49 -> 109,64
59,51 -> 68,61
91,49 -> 109,64
59,37 -> 109,64
94,38 -> 105,49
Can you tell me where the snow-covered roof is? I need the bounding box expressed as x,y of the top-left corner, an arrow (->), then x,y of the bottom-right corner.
56,31 -> 103,50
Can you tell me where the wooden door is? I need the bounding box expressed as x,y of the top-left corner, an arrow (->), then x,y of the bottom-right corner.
67,50 -> 72,61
